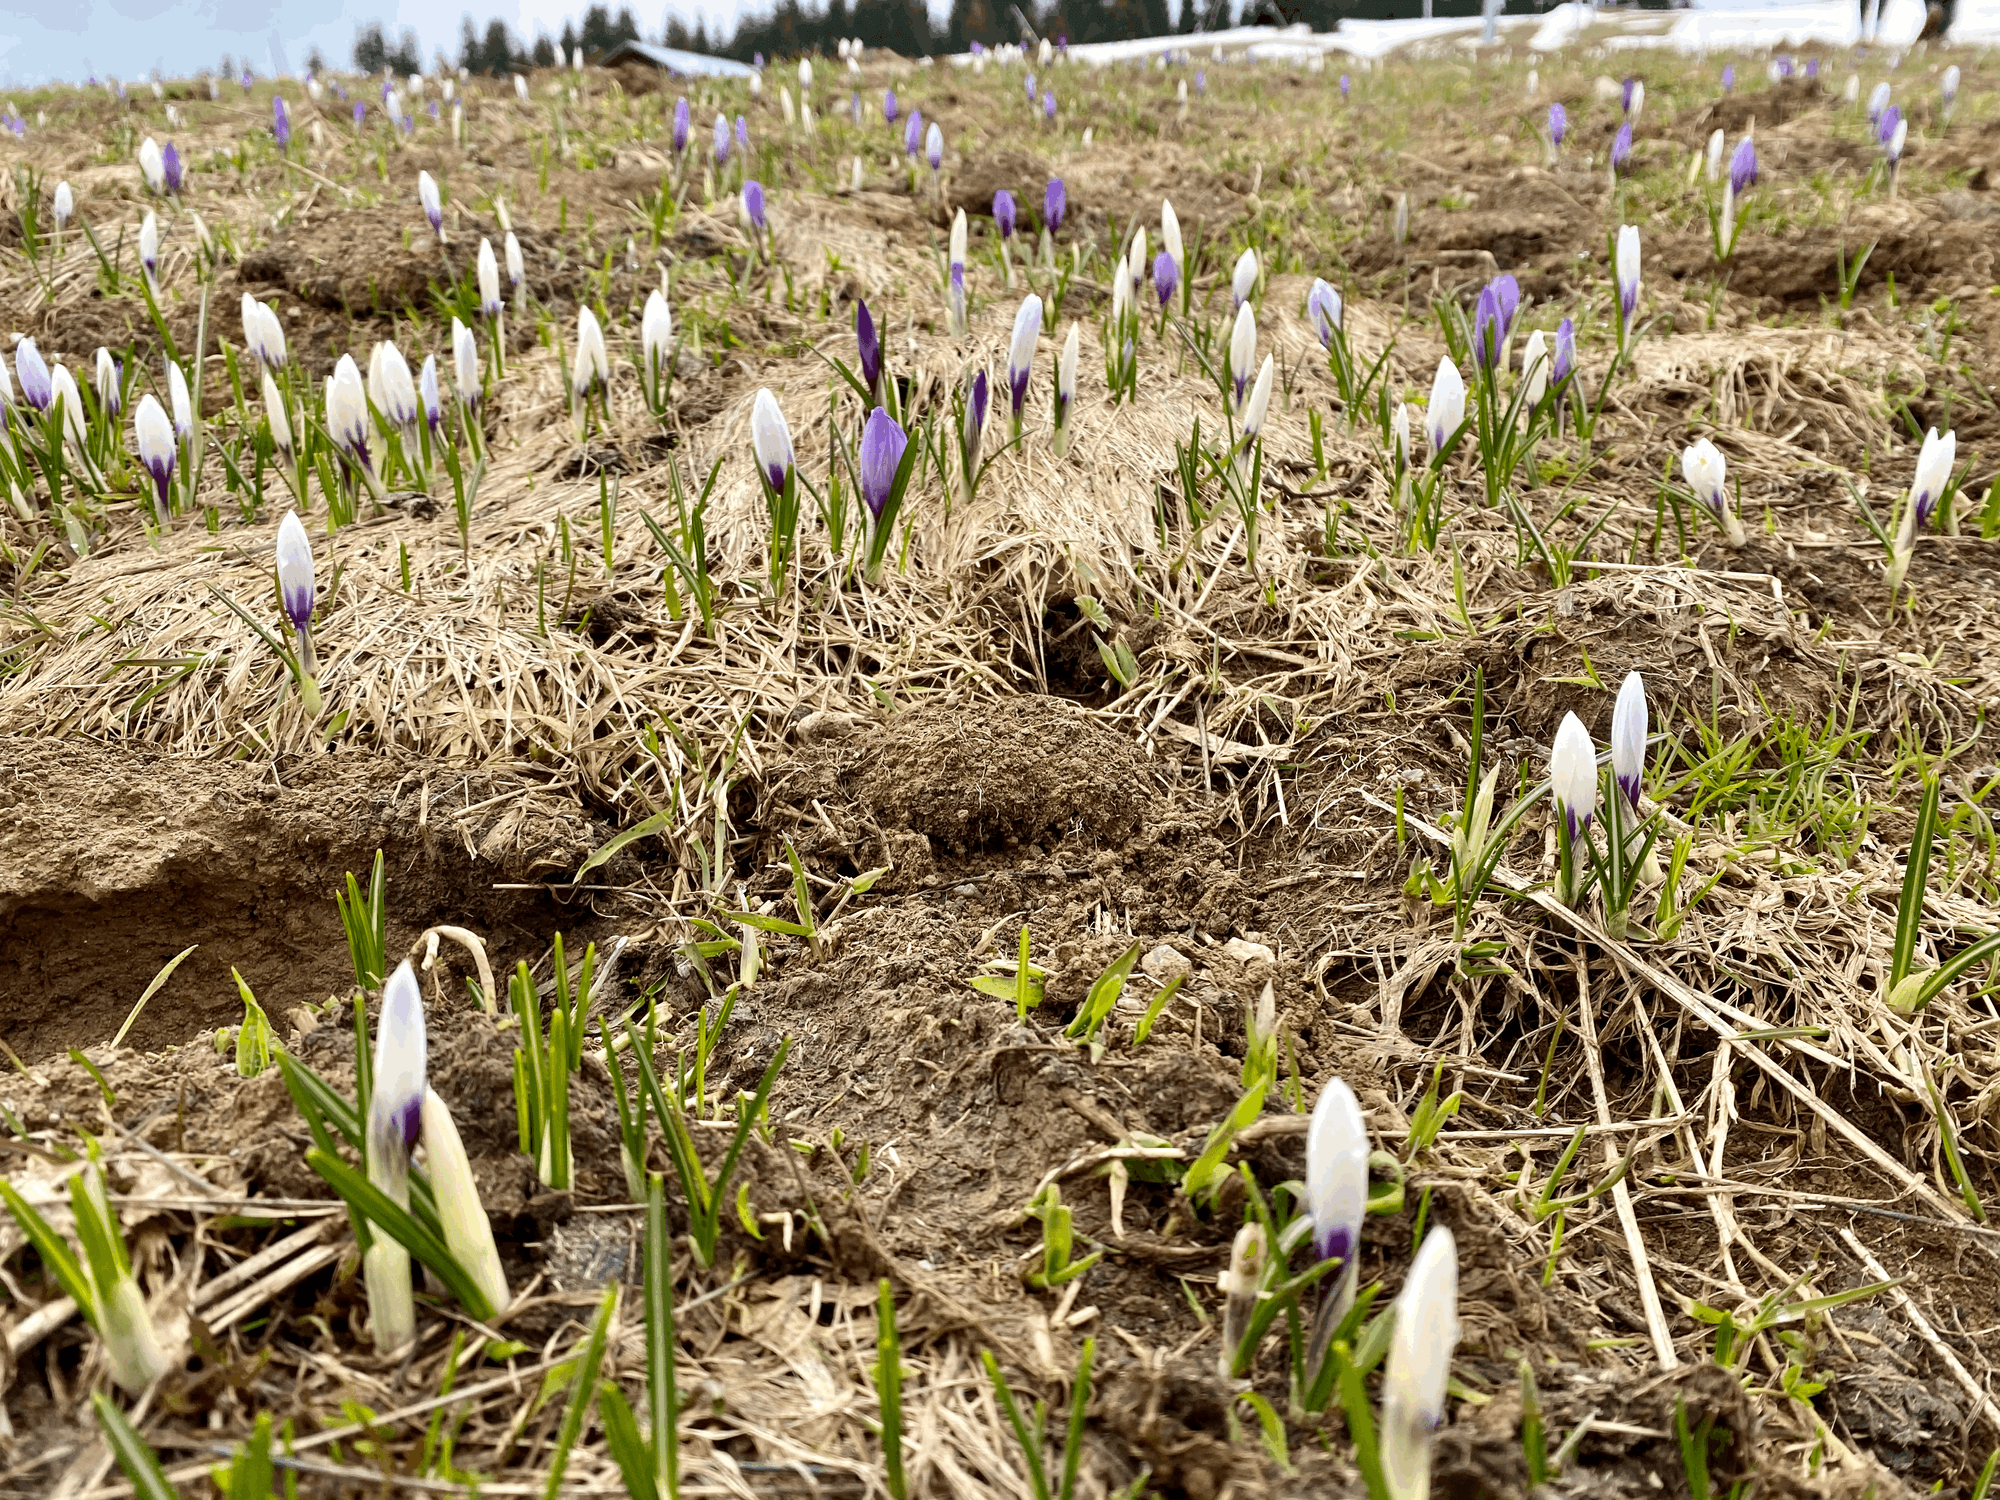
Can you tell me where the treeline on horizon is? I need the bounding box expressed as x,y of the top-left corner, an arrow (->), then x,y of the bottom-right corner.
353,0 -> 1581,77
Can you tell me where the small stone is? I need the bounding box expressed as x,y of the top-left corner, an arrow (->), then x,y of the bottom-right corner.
1222,937 -> 1276,966
1141,944 -> 1192,984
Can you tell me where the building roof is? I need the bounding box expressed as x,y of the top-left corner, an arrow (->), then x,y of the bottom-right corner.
596,42 -> 758,79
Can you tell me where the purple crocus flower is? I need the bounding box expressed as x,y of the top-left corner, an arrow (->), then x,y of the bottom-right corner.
1042,91 -> 1055,121
674,97 -> 690,154
1721,64 -> 1735,93
884,88 -> 898,124
736,114 -> 748,151
714,112 -> 730,165
742,179 -> 766,231
1775,54 -> 1795,78
1493,275 -> 1519,343
1044,177 -> 1065,233
994,189 -> 1017,239
162,141 -> 183,193
753,52 -> 763,67
427,100 -> 439,120
858,405 -> 908,522
963,367 -> 988,448
14,338 -> 52,413
1611,122 -> 1632,174
273,96 -> 290,151
1552,317 -> 1575,387
1806,58 -> 1820,78
1472,282 -> 1504,370
1025,70 -> 1037,101
856,299 -> 881,397
904,108 -> 922,157
1340,73 -> 1350,98
353,101 -> 366,127
1153,249 -> 1177,307
1621,76 -> 1635,112
1195,68 -> 1206,93
1879,103 -> 1902,148
1548,101 -> 1566,146
1729,136 -> 1758,196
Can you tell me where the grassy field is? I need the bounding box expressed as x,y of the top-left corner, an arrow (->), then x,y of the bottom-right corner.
0,24 -> 1997,1499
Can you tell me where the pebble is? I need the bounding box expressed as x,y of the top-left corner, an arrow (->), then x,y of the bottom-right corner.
1222,937 -> 1276,966
1141,943 -> 1191,984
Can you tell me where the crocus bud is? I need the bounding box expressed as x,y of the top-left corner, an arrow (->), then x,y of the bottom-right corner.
242,294 -> 287,371
262,368 -> 292,455
1007,294 -> 1042,430
1043,176 -> 1065,232
1522,329 -> 1549,407
1306,279 -> 1342,349
273,96 -> 290,151
736,115 -> 749,152
1381,1227 -> 1458,1500
573,307 -> 608,400
905,108 -> 922,157
1681,436 -> 1742,545
418,170 -> 443,241
883,88 -> 898,124
49,364 -> 85,451
133,393 -> 175,520
515,74 -> 529,103
1943,64 -> 1961,114
1548,101 -> 1566,147
1153,249 -> 1177,308
1306,1077 -> 1367,1267
742,179 -> 767,234
1392,402 -> 1411,469
1612,671 -> 1647,808
504,231 -> 524,293
168,360 -> 191,440
419,355 -> 441,434
1627,78 -> 1645,121
1610,122 -> 1632,175
1551,711 -> 1597,838
1240,354 -> 1274,453
161,142 -> 183,194
1053,321 -> 1078,456
14,338 -> 51,413
926,121 -> 944,171
95,347 -> 121,422
373,341 -> 419,438
53,179 -> 72,228
751,387 -> 794,496
1868,80 -> 1890,123
139,211 -> 159,285
477,238 -> 501,319
714,112 -> 730,165
1614,224 -> 1641,324
276,510 -> 315,635
1228,302 -> 1256,410
1722,63 -> 1735,93
673,96 -> 690,154
1472,282 -> 1503,371
453,318 -> 478,409
138,136 -> 164,193
642,290 -> 673,402
856,299 -> 881,400
859,405 -> 908,524
364,960 -> 427,1353
1161,198 -> 1183,278
994,189 -> 1017,240
1425,356 -> 1465,458
1219,1221 -> 1267,1377
1887,115 -> 1907,165
1552,317 -> 1575,388
327,353 -> 374,477
419,1088 -> 510,1317
1231,246 -> 1258,307
1728,137 -> 1757,197
1910,426 -> 1956,531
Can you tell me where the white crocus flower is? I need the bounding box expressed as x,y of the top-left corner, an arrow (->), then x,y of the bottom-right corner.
1425,357 -> 1465,459
1550,711 -> 1598,839
1522,329 -> 1549,408
642,289 -> 673,406
1052,320 -> 1079,458
1381,1227 -> 1458,1500
137,136 -> 165,193
1228,302 -> 1256,411
1231,246 -> 1258,307
1681,436 -> 1742,546
572,306 -> 609,401
261,369 -> 292,456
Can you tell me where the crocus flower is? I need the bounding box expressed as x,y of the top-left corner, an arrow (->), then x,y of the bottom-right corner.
1044,176 -> 1065,232
477,238 -> 501,320
1161,199 -> 1183,279
1392,403 -> 1411,469
859,405 -> 908,523
736,115 -> 748,151
273,96 -> 290,150
1627,79 -> 1645,120
1612,671 -> 1647,808
856,299 -> 881,401
1887,113 -> 1907,166
364,960 -> 427,1353
962,367 -> 989,458
353,102 -> 366,127
419,1084 -> 509,1317
49,365 -> 86,451
1493,274 -> 1520,343
742,179 -> 767,233
1610,122 -> 1632,175
1943,65 -> 1961,119
1729,137 -> 1757,197
1153,250 -> 1177,308
751,387 -> 794,496
1472,283 -> 1504,371
994,189 -> 1017,240
419,355 -> 441,434
1522,329 -> 1549,406
714,112 -> 730,165
95,347 -> 121,422
1231,246 -> 1258,308
641,290 -> 672,404
262,369 -> 291,456
1306,279 -> 1342,348
1218,1222 -> 1267,1377
133,393 -> 175,521
161,141 -> 183,194
1910,426 -> 1956,530
453,318 -> 478,409
1007,293 -> 1043,433
1228,302 -> 1256,409
905,108 -> 922,158
1705,128 -> 1725,183
1868,81 -> 1890,124
1615,224 -> 1641,325
1721,64 -> 1735,93
242,293 -> 287,370
1425,356 -> 1465,457
883,88 -> 898,124
139,211 -> 160,286
1052,322 -> 1079,457
1025,70 -> 1038,101
1240,354 -> 1273,452
505,231 -> 524,295
1340,73 -> 1351,98
926,121 -> 943,172
1043,92 -> 1056,121
1621,75 -> 1636,112
327,353 -> 374,478
1306,1077 -> 1367,1268
1550,711 -> 1597,837
168,361 -> 191,440
673,96 -> 690,154
1381,1227 -> 1458,1500
52,180 -> 72,229
573,307 -> 608,402
14,339 -> 51,413
138,136 -> 164,193
1548,101 -> 1566,147
417,170 -> 444,242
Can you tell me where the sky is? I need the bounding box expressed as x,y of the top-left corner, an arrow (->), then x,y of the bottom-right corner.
0,0 -> 751,88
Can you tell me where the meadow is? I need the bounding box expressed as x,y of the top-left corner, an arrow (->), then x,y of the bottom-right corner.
0,22 -> 1995,1498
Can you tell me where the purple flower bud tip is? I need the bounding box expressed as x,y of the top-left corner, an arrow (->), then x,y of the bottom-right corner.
859,405 -> 908,520
1044,177 -> 1065,232
1153,250 -> 1177,306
